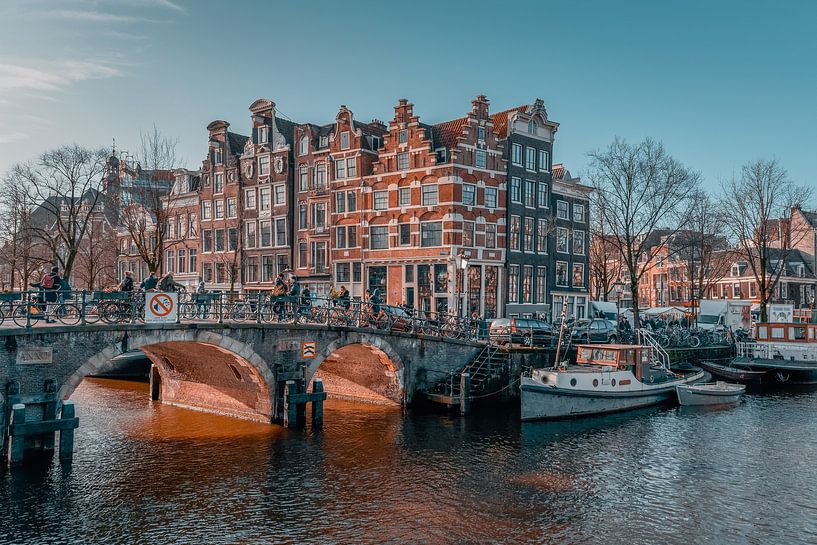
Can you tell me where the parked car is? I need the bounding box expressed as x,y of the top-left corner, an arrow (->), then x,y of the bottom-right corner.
570,318 -> 618,344
490,317 -> 554,347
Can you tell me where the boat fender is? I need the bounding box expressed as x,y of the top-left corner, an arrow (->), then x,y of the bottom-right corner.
649,375 -> 654,383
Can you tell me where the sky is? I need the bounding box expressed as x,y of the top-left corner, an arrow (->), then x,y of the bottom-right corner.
1,0 -> 815,192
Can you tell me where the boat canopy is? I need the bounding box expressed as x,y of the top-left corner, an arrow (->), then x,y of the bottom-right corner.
576,344 -> 649,368
643,306 -> 687,318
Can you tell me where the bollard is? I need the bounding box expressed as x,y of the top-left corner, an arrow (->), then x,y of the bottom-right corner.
25,291 -> 32,329
459,372 -> 471,415
80,290 -> 87,325
311,378 -> 325,430
284,380 -> 297,429
8,404 -> 26,465
59,401 -> 76,460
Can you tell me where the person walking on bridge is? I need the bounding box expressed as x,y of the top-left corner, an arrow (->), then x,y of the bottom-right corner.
158,272 -> 183,292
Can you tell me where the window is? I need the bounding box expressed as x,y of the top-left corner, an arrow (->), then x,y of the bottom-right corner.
299,165 -> 309,191
750,283 -> 757,297
557,227 -> 569,253
166,251 -> 174,273
245,257 -> 258,283
405,265 -> 414,283
353,262 -> 362,282
397,152 -> 410,170
274,184 -> 285,206
335,191 -> 346,213
260,220 -> 272,247
258,155 -> 270,176
245,222 -> 257,248
347,225 -> 357,247
421,222 -> 442,247
340,131 -> 350,150
477,126 -> 485,142
511,143 -> 522,166
257,126 -> 268,144
336,263 -> 350,282
485,187 -> 497,208
523,266 -> 533,303
370,226 -> 389,249
557,200 -> 569,219
399,129 -> 407,144
320,136 -> 328,148
422,184 -> 438,205
536,267 -> 546,304
733,283 -> 741,298
214,199 -> 224,219
336,226 -> 347,248
277,254 -> 289,276
259,187 -> 271,211
215,229 -> 225,252
189,249 -> 197,273
525,147 -> 536,171
399,223 -> 411,246
508,266 -> 519,303
298,136 -> 309,156
510,177 -> 521,203
202,230 -> 212,252
475,150 -> 486,169
347,191 -> 357,211
315,162 -> 326,189
572,263 -> 585,287
373,191 -> 388,210
312,202 -> 326,230
346,157 -> 357,178
335,158 -> 346,179
202,262 -> 213,283
539,149 -> 549,172
298,203 -> 308,230
262,256 -> 274,282
201,201 -> 212,220
298,241 -> 307,268
573,204 -> 585,223
537,219 -> 548,253
212,147 -> 223,166
510,215 -> 521,251
245,188 -> 256,209
538,183 -> 548,208
399,187 -> 411,206
228,227 -> 237,252
524,217 -> 534,251
556,261 -> 568,286
275,218 -> 286,246
463,221 -> 474,247
485,224 -> 496,248
525,180 -> 535,207
226,197 -> 237,218
462,184 -> 475,206
573,230 -> 586,255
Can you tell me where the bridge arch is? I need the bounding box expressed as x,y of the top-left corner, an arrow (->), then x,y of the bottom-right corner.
59,330 -> 276,422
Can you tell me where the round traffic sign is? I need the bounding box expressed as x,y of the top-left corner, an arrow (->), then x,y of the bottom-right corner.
149,293 -> 174,317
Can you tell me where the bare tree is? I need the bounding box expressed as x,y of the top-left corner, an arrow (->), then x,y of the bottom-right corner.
588,198 -> 619,301
119,125 -> 179,276
74,217 -> 118,290
0,178 -> 47,290
8,145 -> 109,280
721,159 -> 812,322
587,138 -> 700,329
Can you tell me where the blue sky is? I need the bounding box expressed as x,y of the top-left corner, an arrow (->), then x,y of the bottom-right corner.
1,0 -> 815,191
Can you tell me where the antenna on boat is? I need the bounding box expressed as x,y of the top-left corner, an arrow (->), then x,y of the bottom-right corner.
553,298 -> 569,369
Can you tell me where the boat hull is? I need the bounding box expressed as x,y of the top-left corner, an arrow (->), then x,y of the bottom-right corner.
731,357 -> 817,385
698,360 -> 767,385
676,384 -> 745,406
520,371 -> 705,420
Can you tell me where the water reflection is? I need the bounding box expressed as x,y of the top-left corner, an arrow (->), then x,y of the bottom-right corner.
1,379 -> 816,544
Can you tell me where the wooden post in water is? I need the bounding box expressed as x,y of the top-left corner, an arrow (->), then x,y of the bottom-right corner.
297,366 -> 308,429
284,380 -> 297,429
459,372 -> 471,415
59,401 -> 76,460
8,404 -> 26,465
311,378 -> 325,430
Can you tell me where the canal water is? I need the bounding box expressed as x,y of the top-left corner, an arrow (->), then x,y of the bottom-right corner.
2,378 -> 817,545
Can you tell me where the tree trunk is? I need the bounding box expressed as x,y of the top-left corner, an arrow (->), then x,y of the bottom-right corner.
630,278 -> 640,330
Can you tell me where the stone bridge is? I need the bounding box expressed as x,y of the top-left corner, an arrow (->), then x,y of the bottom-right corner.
0,323 -> 482,456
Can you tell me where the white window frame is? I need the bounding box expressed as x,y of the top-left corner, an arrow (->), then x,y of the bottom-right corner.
538,149 -> 549,172
525,147 -> 536,171
340,131 -> 350,150
373,191 -> 388,210
511,143 -> 522,166
245,188 -> 256,209
462,184 -> 476,206
573,203 -> 585,223
422,184 -> 438,206
475,149 -> 487,169
557,200 -> 569,220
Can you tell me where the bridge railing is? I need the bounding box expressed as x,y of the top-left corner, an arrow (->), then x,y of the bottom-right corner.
0,290 -> 488,343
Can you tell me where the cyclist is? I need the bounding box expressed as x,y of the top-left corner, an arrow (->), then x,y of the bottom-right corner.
338,285 -> 350,310
140,272 -> 158,291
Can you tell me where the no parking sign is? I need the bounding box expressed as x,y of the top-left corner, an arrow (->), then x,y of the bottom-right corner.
145,292 -> 178,323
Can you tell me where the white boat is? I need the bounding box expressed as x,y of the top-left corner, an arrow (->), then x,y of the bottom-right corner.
733,323 -> 817,385
675,381 -> 745,406
521,344 -> 706,421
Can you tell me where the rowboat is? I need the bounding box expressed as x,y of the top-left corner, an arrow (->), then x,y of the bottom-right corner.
676,381 -> 745,406
698,360 -> 767,385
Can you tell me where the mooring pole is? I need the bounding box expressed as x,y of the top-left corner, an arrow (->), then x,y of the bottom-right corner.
311,378 -> 325,430
459,372 -> 471,415
8,404 -> 26,465
284,380 -> 297,429
59,401 -> 76,460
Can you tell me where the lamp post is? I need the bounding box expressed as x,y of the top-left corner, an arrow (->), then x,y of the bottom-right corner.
454,253 -> 469,317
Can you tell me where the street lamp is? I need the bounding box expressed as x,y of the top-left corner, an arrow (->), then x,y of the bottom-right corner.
612,281 -> 625,315
454,252 -> 469,317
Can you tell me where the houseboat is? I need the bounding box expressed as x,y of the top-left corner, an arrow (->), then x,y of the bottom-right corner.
732,323 -> 817,384
520,344 -> 705,420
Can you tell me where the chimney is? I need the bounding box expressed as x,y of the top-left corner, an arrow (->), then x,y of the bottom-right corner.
370,118 -> 386,132
471,95 -> 489,118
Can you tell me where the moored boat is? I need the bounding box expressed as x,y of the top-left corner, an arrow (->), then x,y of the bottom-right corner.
733,323 -> 817,385
676,381 -> 745,406
520,343 -> 705,420
698,360 -> 768,385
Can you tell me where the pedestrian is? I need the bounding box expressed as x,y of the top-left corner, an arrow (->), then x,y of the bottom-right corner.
119,270 -> 134,292
338,285 -> 350,310
370,288 -> 382,318
58,273 -> 71,305
141,272 -> 158,291
300,286 -> 311,317
195,276 -> 209,319
40,266 -> 61,323
158,272 -> 181,292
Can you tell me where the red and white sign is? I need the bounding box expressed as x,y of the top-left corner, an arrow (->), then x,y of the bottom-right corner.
301,342 -> 317,359
145,292 -> 177,323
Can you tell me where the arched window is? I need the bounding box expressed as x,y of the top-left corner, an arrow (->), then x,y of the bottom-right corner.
528,120 -> 536,135
298,136 -> 309,156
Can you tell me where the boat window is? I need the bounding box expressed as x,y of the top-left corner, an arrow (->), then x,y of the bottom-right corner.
771,327 -> 785,339
758,326 -> 767,340
793,327 -> 806,341
579,348 -> 592,361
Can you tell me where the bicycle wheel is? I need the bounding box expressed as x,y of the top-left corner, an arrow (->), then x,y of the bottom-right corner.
83,302 -> 102,323
100,302 -> 125,324
179,301 -> 196,320
57,303 -> 81,325
12,304 -> 33,327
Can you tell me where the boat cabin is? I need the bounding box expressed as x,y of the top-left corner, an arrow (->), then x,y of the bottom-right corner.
576,344 -> 651,371
754,323 -> 817,343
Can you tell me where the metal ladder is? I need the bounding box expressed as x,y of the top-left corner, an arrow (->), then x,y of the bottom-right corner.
638,328 -> 671,369
429,344 -> 509,401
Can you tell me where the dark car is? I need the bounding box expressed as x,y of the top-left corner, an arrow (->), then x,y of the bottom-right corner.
570,318 -> 618,344
490,317 -> 554,347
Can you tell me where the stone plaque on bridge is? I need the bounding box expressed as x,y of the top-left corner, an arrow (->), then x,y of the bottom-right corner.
17,347 -> 53,365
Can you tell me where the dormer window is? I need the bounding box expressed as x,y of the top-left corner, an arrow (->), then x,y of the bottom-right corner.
436,148 -> 447,163
258,126 -> 269,144
298,136 -> 309,156
478,126 -> 485,142
399,129 -> 408,144
320,136 -> 328,148
213,147 -> 223,165
369,135 -> 381,150
528,120 -> 536,135
340,131 -> 350,150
